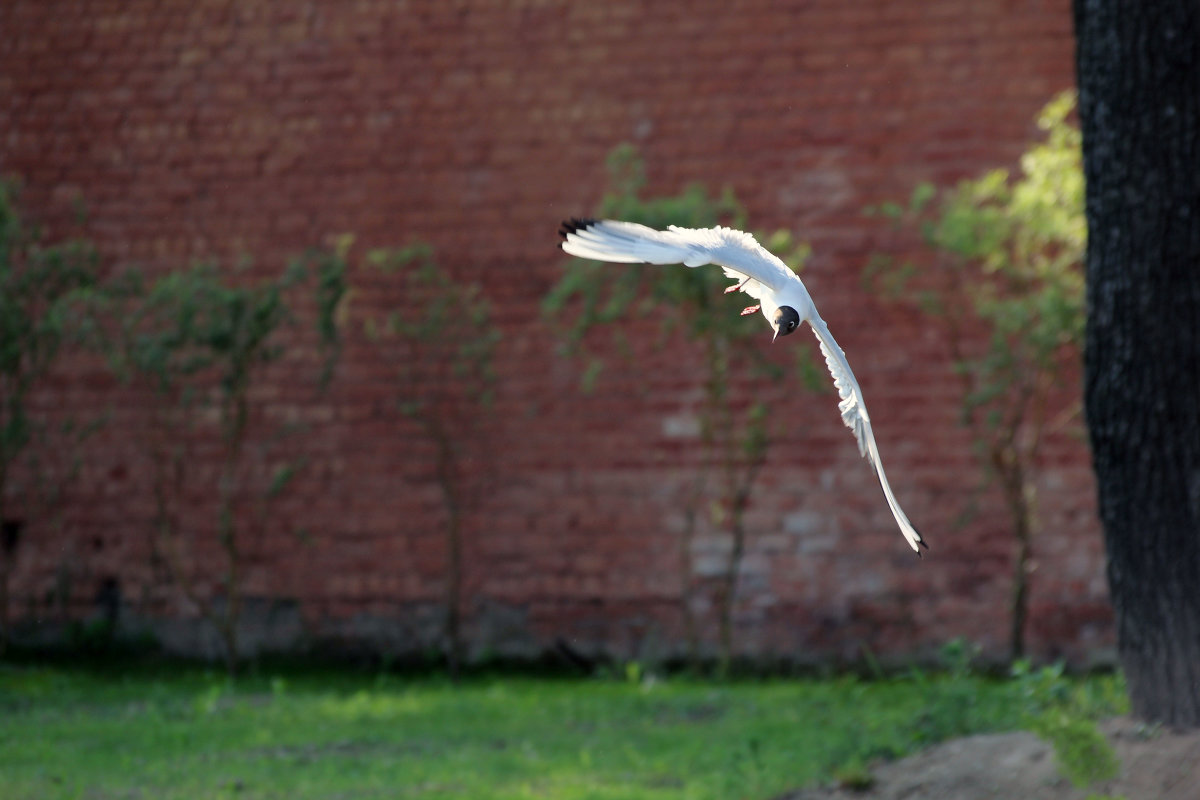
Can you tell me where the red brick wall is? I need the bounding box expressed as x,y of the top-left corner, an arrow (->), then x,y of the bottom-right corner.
1,0 -> 1110,665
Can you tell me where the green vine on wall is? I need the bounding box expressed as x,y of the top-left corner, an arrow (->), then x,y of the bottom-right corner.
361,242 -> 499,680
0,179 -> 101,656
110,247 -> 346,674
867,91 -> 1085,661
544,145 -> 819,674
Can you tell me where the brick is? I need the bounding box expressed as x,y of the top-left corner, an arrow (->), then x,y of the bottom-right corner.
0,0 -> 1105,666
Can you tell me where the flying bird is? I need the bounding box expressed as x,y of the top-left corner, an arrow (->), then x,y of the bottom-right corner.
558,218 -> 927,556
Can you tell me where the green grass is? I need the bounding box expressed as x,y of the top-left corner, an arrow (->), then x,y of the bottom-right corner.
0,659 -> 1126,800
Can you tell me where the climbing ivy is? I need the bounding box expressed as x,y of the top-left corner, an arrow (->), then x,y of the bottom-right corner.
544,145 -> 818,673
867,91 -> 1085,661
113,244 -> 345,674
0,178 -> 100,655
362,242 -> 499,679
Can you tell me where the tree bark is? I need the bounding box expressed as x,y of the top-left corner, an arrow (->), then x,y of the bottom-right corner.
1075,0 -> 1200,725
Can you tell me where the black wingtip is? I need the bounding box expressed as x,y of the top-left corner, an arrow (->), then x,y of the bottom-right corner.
558,217 -> 598,239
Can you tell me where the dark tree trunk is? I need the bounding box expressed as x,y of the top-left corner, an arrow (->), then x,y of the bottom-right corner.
1075,0 -> 1200,726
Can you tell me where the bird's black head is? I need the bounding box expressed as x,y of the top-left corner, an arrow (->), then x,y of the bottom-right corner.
772,306 -> 800,341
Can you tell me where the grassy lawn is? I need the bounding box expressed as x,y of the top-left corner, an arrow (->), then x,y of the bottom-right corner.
0,658 -> 1126,800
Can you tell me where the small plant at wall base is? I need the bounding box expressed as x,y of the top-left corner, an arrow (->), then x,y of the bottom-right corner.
113,249 -> 345,675
1013,659 -> 1124,795
867,91 -> 1085,660
544,144 -> 821,675
0,179 -> 100,656
360,242 -> 498,681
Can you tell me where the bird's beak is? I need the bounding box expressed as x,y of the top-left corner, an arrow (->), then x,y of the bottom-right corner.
772,328 -> 780,343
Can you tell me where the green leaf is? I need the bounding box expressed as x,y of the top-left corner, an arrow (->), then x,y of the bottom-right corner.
268,461 -> 303,498
910,182 -> 936,213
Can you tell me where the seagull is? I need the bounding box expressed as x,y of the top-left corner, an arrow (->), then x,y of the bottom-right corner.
558,218 -> 927,556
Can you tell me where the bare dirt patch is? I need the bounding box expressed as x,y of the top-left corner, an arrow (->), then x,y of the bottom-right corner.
781,718 -> 1200,800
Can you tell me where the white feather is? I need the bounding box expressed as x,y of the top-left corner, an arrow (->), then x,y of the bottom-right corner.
810,318 -> 925,554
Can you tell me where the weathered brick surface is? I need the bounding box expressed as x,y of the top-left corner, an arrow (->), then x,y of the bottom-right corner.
0,0 -> 1109,665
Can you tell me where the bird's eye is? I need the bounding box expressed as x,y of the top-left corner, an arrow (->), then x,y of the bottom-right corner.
788,321 -> 797,330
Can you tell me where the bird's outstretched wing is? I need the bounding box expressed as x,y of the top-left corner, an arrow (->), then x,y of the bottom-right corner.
810,317 -> 927,555
559,218 -> 795,300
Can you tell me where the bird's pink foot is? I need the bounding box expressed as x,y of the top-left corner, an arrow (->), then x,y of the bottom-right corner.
740,305 -> 760,316
725,278 -> 750,294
